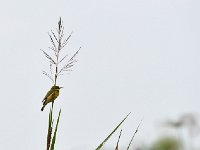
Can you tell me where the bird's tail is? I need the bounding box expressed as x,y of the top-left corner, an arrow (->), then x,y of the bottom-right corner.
41,105 -> 45,111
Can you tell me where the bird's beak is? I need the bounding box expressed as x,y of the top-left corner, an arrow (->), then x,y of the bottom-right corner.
60,87 -> 63,89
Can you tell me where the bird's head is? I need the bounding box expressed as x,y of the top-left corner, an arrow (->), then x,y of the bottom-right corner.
51,85 -> 63,90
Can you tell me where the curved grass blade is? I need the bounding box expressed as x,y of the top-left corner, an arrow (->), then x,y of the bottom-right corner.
95,112 -> 131,150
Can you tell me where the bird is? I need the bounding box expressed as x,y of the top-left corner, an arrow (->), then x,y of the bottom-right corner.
41,85 -> 63,111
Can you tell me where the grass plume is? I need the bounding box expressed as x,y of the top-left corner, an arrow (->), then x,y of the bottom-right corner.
41,17 -> 80,150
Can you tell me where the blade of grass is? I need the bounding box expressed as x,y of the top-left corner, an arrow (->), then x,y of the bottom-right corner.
50,109 -> 62,150
46,107 -> 53,150
115,129 -> 122,150
126,119 -> 143,150
95,112 -> 131,150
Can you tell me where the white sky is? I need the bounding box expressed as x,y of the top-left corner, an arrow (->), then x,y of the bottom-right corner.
0,0 -> 200,149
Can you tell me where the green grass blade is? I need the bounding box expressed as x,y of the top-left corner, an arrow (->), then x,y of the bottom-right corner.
115,129 -> 122,150
126,119 -> 142,150
50,109 -> 61,150
95,112 -> 131,150
47,107 -> 53,150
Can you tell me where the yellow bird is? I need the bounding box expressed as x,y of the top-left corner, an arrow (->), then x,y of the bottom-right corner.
41,85 -> 63,111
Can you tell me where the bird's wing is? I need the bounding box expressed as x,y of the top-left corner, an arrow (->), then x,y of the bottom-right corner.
42,90 -> 53,102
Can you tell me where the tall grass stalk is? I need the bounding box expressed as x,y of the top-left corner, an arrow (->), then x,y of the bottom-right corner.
41,17 -> 80,150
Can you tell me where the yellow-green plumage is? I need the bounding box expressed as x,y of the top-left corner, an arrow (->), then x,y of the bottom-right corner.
41,86 -> 62,111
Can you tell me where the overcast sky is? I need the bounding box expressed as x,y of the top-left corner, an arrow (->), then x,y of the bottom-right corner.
0,0 -> 200,149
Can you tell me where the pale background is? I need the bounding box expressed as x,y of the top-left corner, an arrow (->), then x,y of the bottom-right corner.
0,0 -> 200,149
